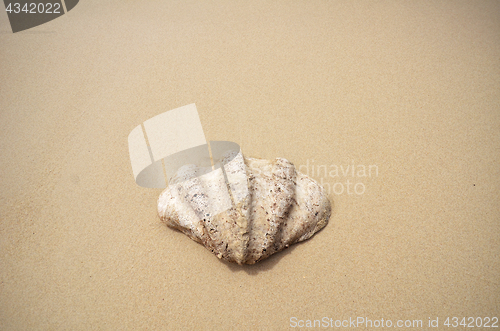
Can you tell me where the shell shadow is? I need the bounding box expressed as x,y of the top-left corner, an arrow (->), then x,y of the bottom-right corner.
220,211 -> 332,274
220,243 -> 301,275
164,223 -> 303,274
158,188 -> 334,275
161,213 -> 331,275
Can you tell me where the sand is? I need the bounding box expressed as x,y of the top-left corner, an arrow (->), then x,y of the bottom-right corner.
1,1 -> 499,330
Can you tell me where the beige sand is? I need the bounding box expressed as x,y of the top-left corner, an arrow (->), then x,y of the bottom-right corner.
1,1 -> 499,330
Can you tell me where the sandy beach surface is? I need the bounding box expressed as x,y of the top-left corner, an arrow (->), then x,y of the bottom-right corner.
1,1 -> 499,330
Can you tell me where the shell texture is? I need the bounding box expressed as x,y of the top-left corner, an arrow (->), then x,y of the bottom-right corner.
158,152 -> 331,264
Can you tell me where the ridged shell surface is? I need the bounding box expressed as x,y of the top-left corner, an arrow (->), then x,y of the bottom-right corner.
158,153 -> 331,264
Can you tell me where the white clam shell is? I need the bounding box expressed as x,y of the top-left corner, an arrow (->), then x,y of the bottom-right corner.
158,152 -> 331,265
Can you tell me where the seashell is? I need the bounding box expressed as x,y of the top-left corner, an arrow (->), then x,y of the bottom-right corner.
158,151 -> 331,265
